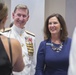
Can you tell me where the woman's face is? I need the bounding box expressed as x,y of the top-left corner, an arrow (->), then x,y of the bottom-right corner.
48,16 -> 61,36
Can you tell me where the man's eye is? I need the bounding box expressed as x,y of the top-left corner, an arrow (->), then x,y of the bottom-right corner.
23,15 -> 26,17
23,15 -> 28,18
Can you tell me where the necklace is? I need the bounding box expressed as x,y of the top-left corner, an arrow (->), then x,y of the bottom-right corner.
50,42 -> 63,52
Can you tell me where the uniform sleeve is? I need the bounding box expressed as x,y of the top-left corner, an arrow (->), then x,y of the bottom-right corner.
35,41 -> 45,75
68,28 -> 76,75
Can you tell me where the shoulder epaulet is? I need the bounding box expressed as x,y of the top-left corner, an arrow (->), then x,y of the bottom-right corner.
0,28 -> 11,32
3,27 -> 11,32
25,30 -> 35,37
0,29 -> 4,32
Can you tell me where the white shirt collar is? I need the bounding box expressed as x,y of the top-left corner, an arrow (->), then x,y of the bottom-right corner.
11,24 -> 25,35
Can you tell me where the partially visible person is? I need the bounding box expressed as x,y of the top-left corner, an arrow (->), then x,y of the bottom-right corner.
9,22 -> 13,27
35,13 -> 71,75
68,27 -> 76,75
0,2 -> 24,75
2,4 -> 36,75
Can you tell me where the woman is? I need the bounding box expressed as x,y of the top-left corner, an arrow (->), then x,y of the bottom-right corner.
35,13 -> 71,75
0,2 -> 24,75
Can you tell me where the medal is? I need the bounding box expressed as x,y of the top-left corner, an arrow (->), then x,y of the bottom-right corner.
25,37 -> 34,56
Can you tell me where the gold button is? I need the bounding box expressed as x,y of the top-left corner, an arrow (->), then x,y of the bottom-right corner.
22,44 -> 24,47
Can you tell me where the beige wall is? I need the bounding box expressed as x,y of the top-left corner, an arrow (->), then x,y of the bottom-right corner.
45,0 -> 66,20
5,0 -> 11,27
66,0 -> 76,37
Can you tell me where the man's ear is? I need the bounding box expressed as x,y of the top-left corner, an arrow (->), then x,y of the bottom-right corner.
12,12 -> 14,19
27,15 -> 29,21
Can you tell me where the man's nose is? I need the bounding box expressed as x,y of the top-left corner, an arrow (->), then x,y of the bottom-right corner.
20,16 -> 24,20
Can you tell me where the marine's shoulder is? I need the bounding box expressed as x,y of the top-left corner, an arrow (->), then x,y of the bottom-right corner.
0,27 -> 11,32
25,30 -> 35,37
4,27 -> 11,32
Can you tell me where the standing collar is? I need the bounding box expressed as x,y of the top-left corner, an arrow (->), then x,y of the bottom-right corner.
11,24 -> 25,35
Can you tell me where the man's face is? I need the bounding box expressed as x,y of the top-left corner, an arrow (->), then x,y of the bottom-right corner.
12,8 -> 29,29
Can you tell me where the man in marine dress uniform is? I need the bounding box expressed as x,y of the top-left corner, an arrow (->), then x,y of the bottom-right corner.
2,4 -> 36,75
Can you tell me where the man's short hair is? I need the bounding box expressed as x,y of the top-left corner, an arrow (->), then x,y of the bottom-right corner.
14,4 -> 29,15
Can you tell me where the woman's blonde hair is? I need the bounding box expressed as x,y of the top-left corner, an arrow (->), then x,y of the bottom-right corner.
0,2 -> 8,22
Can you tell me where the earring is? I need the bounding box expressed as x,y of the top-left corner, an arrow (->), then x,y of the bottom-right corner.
61,28 -> 62,30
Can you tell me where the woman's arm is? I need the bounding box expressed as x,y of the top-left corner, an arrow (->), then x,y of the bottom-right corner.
11,39 -> 25,72
35,41 -> 45,75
